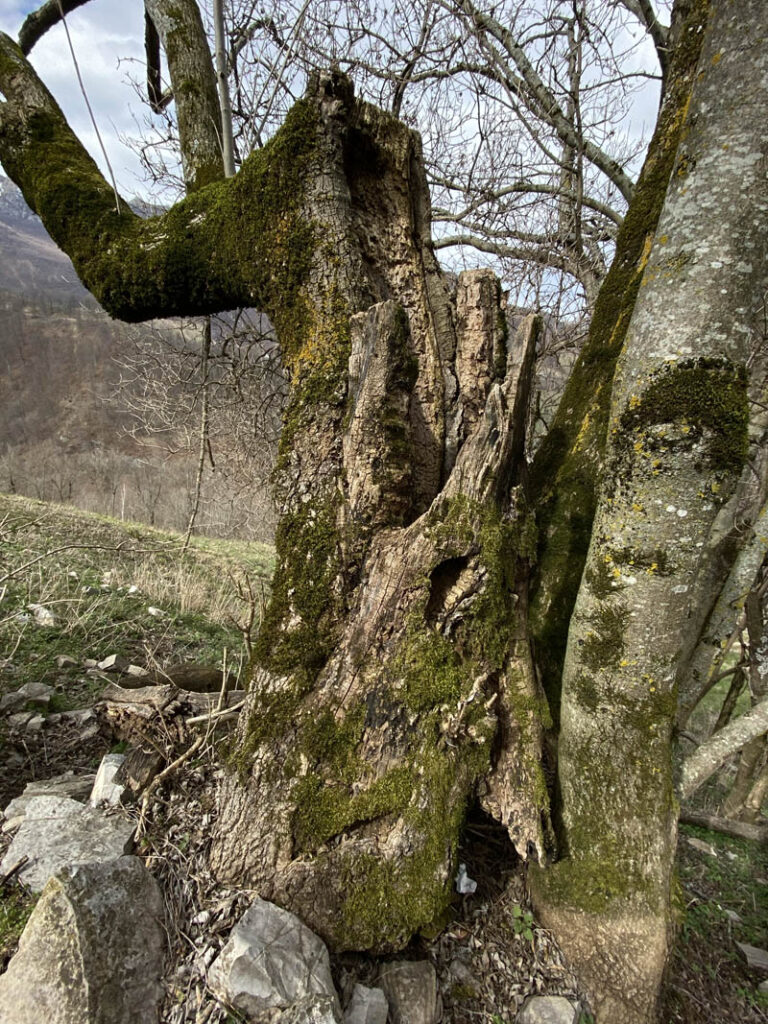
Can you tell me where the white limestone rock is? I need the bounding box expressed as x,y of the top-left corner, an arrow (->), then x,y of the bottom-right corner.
208,898 -> 341,1020
0,681 -> 54,713
89,754 -> 126,807
516,995 -> 580,1024
2,772 -> 95,830
0,795 -> 135,891
279,996 -> 342,1024
344,984 -> 389,1024
376,962 -> 441,1024
0,856 -> 165,1024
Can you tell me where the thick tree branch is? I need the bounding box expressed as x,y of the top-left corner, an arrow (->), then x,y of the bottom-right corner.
679,695 -> 768,801
144,10 -> 167,114
18,0 -> 92,55
0,33 -> 330,323
616,0 -> 670,83
679,809 -> 767,844
144,0 -> 224,191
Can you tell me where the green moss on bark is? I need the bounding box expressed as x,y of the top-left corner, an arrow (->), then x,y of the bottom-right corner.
528,0 -> 712,723
0,54 -> 322,326
252,491 -> 342,689
619,359 -> 749,476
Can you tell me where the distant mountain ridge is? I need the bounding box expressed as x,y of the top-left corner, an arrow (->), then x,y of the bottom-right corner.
0,173 -> 93,302
0,175 -> 166,304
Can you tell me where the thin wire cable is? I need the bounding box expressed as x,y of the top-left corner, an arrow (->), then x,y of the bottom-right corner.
55,0 -> 122,213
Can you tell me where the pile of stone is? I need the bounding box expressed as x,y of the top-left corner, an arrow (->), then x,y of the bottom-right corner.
0,757 -> 583,1024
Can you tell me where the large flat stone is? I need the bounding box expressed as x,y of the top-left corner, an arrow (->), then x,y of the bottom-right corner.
0,856 -> 165,1024
208,897 -> 341,1020
3,772 -> 96,821
0,795 -> 135,891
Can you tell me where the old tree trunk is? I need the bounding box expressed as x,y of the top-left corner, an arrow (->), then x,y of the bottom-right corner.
1,0 -> 766,1020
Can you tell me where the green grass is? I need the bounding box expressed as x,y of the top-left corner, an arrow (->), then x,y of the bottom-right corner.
0,887 -> 36,969
0,493 -> 275,707
678,823 -> 767,949
663,822 -> 768,1021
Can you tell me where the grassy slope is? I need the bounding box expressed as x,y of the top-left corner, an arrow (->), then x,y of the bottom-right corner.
0,492 -> 275,964
0,493 -> 274,706
1,494 -> 765,1020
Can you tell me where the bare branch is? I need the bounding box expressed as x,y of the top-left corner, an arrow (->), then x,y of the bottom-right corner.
615,0 -> 670,82
679,809 -> 767,845
679,694 -> 768,801
449,0 -> 636,203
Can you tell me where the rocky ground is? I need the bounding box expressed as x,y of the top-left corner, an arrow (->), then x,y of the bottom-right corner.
0,494 -> 766,1023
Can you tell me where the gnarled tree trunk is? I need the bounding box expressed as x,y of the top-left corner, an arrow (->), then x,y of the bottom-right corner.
1,1 -> 767,1018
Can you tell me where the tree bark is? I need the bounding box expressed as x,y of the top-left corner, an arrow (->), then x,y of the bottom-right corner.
680,696 -> 768,801
527,0 -> 710,725
2,2 -> 767,1017
531,2 -> 768,1021
144,0 -> 224,191
678,809 -> 767,844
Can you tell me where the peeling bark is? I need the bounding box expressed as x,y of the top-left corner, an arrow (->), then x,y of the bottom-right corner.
211,314 -> 548,951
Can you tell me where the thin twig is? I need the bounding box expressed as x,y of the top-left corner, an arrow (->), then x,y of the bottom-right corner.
186,699 -> 244,726
137,734 -> 205,837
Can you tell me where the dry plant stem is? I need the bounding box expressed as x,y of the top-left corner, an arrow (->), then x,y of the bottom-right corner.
0,542 -> 179,585
186,700 -> 245,726
0,855 -> 29,885
182,319 -> 212,553
216,647 -> 229,712
137,734 -> 206,837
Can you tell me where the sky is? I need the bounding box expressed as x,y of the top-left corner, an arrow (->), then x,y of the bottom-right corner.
0,0 -> 152,195
0,0 -> 668,202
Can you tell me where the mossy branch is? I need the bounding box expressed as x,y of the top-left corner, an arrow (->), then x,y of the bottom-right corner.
0,33 -> 327,325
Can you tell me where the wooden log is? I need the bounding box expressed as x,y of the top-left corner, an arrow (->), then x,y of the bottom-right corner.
679,809 -> 768,844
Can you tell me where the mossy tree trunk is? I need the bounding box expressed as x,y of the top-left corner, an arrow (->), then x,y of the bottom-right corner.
1,2 -> 767,1018
0,25 -> 550,949
530,1 -> 768,1020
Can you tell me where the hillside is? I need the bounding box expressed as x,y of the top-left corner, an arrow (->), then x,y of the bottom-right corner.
0,175 -> 279,541
0,175 -> 93,303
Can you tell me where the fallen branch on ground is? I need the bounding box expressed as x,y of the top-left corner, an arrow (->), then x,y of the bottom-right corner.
679,809 -> 767,844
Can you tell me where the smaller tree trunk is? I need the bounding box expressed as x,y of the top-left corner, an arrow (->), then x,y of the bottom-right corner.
680,696 -> 768,801
722,583 -> 768,818
711,667 -> 746,736
743,760 -> 768,824
722,738 -> 768,821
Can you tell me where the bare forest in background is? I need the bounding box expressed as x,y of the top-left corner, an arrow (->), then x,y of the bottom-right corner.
0,282 -> 281,542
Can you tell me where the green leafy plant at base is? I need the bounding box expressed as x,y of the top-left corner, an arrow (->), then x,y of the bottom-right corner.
511,904 -> 534,943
